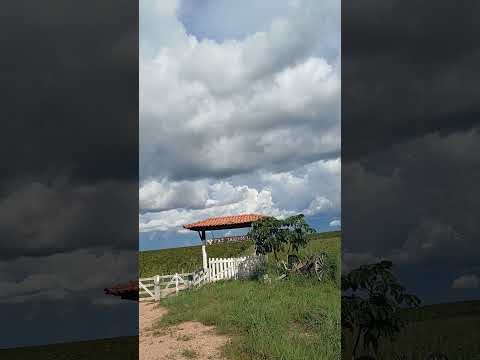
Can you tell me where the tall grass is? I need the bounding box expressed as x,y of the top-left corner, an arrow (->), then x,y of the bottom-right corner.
154,234 -> 341,360
342,301 -> 480,359
157,278 -> 340,360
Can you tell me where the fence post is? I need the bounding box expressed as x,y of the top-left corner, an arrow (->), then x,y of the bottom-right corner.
207,258 -> 211,283
175,273 -> 179,295
154,275 -> 160,301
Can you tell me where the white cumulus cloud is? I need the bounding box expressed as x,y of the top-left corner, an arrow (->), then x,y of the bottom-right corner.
139,0 -> 340,241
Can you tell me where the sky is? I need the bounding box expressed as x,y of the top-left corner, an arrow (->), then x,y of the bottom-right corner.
139,0 -> 341,251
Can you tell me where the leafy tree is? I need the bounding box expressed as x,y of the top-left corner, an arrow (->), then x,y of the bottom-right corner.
341,261 -> 420,359
283,214 -> 315,254
249,216 -> 284,262
248,214 -> 315,263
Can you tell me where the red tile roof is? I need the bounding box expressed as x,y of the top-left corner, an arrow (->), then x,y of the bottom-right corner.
183,213 -> 266,231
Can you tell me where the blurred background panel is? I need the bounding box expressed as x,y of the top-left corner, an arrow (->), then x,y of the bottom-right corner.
0,0 -> 139,354
342,0 -> 480,358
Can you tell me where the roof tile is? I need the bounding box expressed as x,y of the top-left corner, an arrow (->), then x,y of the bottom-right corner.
183,213 -> 265,231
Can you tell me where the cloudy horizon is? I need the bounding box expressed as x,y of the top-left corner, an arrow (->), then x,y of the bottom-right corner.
139,0 -> 341,250
342,0 -> 480,305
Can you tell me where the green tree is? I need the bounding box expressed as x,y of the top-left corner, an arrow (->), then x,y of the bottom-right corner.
248,214 -> 315,263
283,214 -> 316,254
341,261 -> 420,359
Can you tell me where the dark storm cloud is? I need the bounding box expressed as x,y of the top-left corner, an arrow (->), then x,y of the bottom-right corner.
1,0 -> 137,187
343,129 -> 480,261
343,0 -> 480,161
0,181 -> 138,260
342,0 -> 480,303
1,0 -> 138,255
0,0 -> 138,348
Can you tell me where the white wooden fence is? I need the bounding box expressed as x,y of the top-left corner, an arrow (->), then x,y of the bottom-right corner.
139,272 -> 192,301
208,256 -> 246,281
139,255 -> 266,301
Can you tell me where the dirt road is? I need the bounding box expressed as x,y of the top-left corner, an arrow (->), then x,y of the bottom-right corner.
140,301 -> 229,360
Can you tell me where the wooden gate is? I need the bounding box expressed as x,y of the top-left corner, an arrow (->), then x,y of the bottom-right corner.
139,272 -> 192,301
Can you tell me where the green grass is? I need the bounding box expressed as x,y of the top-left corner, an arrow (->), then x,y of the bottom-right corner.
139,240 -> 254,277
342,301 -> 480,360
154,233 -> 341,360
0,336 -> 138,360
309,230 -> 340,240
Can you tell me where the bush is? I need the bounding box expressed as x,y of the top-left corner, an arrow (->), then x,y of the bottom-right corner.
250,260 -> 268,281
237,255 -> 268,281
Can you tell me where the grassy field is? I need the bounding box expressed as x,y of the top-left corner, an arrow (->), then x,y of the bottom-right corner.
342,300 -> 480,360
0,336 -> 138,360
153,233 -> 341,360
140,240 -> 254,278
139,230 -> 341,278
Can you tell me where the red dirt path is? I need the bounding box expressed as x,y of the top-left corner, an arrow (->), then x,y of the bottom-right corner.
140,301 -> 229,360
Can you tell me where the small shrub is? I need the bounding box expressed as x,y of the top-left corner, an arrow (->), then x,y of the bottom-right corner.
250,260 -> 268,281
342,261 -> 421,358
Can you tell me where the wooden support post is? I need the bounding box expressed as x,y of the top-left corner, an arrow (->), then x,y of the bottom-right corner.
201,230 -> 208,273
154,275 -> 160,301
175,273 -> 179,295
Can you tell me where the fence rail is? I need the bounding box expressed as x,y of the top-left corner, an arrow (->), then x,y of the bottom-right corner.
139,272 -> 194,301
139,255 -> 266,301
